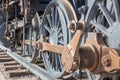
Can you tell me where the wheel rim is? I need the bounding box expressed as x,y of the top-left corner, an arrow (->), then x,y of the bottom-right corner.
24,28 -> 38,62
40,0 -> 73,77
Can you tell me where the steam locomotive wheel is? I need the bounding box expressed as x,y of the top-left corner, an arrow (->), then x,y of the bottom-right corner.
85,0 -> 120,79
40,0 -> 77,78
24,29 -> 39,63
24,13 -> 40,63
0,23 -> 11,47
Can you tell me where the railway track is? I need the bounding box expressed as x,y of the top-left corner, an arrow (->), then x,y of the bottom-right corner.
0,51 -> 37,80
0,45 -> 56,80
0,0 -> 120,80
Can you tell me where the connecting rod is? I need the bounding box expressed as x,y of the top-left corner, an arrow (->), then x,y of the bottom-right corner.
25,20 -> 95,72
25,20 -> 120,74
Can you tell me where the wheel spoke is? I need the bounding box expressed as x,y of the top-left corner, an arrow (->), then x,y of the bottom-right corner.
48,52 -> 52,63
113,0 -> 120,21
90,21 -> 110,36
55,54 -> 58,71
56,19 -> 60,29
58,39 -> 64,45
51,53 -> 55,68
98,3 -> 114,26
57,27 -> 62,33
44,24 -> 51,33
57,54 -> 62,71
58,33 -> 63,38
51,7 -> 54,27
58,55 -> 62,71
46,14 -> 52,29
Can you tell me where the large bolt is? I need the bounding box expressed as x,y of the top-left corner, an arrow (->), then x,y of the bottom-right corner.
101,55 -> 111,66
35,41 -> 42,50
68,20 -> 76,33
68,20 -> 85,33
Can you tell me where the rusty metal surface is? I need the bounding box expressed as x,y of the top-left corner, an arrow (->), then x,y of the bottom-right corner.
25,20 -> 86,73
15,12 -> 120,79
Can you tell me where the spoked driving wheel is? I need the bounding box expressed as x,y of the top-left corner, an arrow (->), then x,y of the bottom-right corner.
24,13 -> 40,63
40,0 -> 77,78
85,0 -> 120,79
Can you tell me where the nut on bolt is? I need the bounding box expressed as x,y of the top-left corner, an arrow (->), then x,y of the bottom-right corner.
101,55 -> 111,66
68,20 -> 76,33
36,41 -> 42,50
68,20 -> 86,33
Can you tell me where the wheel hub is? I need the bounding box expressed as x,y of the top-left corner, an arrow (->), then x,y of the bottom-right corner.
107,22 -> 120,49
49,29 -> 58,45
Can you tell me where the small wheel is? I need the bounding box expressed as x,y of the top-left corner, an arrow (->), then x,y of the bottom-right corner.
24,13 -> 40,63
40,0 -> 77,78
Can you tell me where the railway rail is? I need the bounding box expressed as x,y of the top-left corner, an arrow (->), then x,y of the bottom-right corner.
0,0 -> 120,80
0,45 -> 56,80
